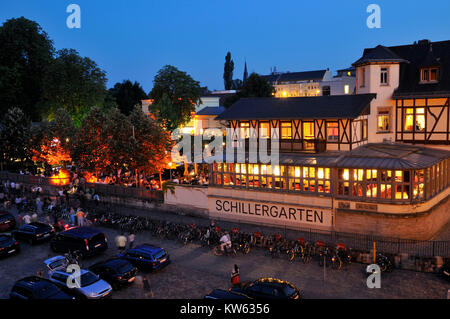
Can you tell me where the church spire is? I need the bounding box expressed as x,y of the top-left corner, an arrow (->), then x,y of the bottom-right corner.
243,60 -> 248,83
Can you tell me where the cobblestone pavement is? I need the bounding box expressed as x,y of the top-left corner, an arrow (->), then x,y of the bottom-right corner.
1,217 -> 449,299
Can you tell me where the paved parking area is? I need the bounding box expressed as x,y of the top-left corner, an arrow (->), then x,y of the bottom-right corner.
1,223 -> 449,299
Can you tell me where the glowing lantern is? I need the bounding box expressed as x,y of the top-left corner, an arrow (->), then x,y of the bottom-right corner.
50,169 -> 70,186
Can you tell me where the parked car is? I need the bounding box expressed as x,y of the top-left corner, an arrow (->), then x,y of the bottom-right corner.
204,289 -> 252,299
50,227 -> 108,257
0,211 -> 16,232
89,258 -> 137,290
440,260 -> 450,281
48,269 -> 112,299
230,277 -> 302,299
10,276 -> 75,299
12,222 -> 54,244
117,244 -> 170,271
44,255 -> 70,278
0,234 -> 20,258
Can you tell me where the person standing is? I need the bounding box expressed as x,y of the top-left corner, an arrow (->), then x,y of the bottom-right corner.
22,213 -> 31,224
142,275 -> 154,298
128,232 -> 135,249
17,212 -> 23,227
115,233 -> 127,252
231,264 -> 240,287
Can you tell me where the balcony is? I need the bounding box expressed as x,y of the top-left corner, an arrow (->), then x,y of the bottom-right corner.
237,138 -> 327,153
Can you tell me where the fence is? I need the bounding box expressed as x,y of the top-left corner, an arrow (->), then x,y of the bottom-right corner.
1,171 -> 449,257
0,171 -> 164,203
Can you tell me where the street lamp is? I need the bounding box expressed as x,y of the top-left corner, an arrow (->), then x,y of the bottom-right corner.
168,162 -> 173,180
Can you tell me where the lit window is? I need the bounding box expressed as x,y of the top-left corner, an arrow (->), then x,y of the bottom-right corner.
259,122 -> 270,138
344,85 -> 350,94
361,119 -> 368,140
239,122 -> 250,138
326,122 -> 339,142
281,122 -> 292,139
421,67 -> 439,83
377,111 -> 390,132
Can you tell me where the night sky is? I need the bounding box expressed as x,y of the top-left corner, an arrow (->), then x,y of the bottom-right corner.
1,0 -> 449,92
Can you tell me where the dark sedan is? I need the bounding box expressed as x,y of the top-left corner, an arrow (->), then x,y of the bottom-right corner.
117,244 -> 170,271
204,289 -> 252,299
10,276 -> 75,300
89,258 -> 137,290
0,234 -> 20,258
12,222 -> 55,244
230,278 -> 302,299
0,211 -> 16,232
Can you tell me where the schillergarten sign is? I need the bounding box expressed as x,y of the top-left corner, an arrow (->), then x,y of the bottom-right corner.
209,198 -> 333,228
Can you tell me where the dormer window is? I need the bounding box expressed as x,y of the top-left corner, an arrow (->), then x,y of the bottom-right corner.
420,67 -> 439,83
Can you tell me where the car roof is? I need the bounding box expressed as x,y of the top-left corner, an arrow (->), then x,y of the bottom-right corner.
131,244 -> 163,254
205,289 -> 250,299
93,258 -> 129,268
252,277 -> 298,289
16,276 -> 53,289
59,227 -> 104,239
28,222 -> 50,228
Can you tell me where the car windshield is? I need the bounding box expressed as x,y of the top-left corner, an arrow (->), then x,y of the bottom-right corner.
152,250 -> 166,260
116,261 -> 134,273
37,283 -> 61,299
0,236 -> 11,244
80,272 -> 100,287
48,259 -> 67,270
0,215 -> 11,222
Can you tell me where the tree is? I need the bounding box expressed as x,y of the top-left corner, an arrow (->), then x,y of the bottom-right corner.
71,107 -> 109,175
128,105 -> 172,176
223,52 -> 234,90
42,49 -> 107,126
109,80 -> 148,115
223,73 -> 274,107
103,107 -> 134,174
0,17 -> 55,122
0,107 -> 32,170
239,73 -> 274,97
149,65 -> 202,131
231,79 -> 243,90
30,108 -> 74,167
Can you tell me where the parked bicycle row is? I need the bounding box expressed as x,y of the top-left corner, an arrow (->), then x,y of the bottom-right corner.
85,209 -> 394,272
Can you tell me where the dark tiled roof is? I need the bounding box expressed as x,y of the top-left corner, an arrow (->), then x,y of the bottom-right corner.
354,40 -> 450,98
353,45 -> 408,66
391,40 -> 450,98
196,106 -> 226,116
216,94 -> 376,120
262,70 -> 327,84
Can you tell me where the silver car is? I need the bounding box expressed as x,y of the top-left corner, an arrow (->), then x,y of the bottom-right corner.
49,269 -> 112,299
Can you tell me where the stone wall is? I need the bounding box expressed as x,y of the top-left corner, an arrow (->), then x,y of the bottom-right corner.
334,195 -> 450,240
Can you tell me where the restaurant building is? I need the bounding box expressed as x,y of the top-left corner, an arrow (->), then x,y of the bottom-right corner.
202,40 -> 450,240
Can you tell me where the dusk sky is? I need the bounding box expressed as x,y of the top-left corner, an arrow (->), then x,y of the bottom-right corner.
1,0 -> 449,92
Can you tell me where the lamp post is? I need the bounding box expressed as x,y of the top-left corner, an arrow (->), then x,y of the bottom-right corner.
168,162 -> 173,181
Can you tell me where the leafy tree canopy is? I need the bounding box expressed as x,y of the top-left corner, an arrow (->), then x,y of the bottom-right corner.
42,49 -> 107,126
109,80 -> 148,115
149,65 -> 201,131
0,17 -> 54,121
223,73 -> 274,107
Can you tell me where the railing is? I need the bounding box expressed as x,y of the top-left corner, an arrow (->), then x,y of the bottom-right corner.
0,171 -> 164,203
238,138 -> 327,153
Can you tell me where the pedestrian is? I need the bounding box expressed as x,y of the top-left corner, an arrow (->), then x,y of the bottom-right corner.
76,209 -> 85,226
231,264 -> 240,287
17,212 -> 23,227
31,212 -> 38,223
128,232 -> 135,249
115,233 -> 127,252
22,213 -> 31,224
69,207 -> 76,226
142,275 -> 154,298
